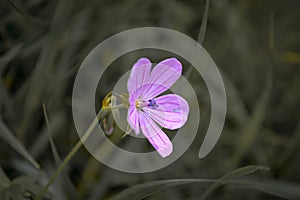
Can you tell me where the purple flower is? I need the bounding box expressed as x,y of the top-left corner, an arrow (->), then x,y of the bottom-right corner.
127,57 -> 189,157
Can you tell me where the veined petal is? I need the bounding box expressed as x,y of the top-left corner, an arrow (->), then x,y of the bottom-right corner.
139,112 -> 173,158
127,106 -> 140,135
144,94 -> 189,130
127,58 -> 151,98
142,58 -> 182,100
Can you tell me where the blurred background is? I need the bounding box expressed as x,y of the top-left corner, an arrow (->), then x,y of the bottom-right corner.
1,0 -> 300,199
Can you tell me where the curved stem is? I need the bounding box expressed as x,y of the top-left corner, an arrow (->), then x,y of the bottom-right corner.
36,110 -> 103,200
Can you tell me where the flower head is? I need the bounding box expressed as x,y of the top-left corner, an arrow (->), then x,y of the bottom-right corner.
127,57 -> 189,157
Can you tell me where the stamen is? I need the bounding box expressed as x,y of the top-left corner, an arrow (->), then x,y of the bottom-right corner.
135,99 -> 148,108
135,98 -> 159,109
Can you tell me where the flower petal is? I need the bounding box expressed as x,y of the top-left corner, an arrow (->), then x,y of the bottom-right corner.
142,58 -> 182,99
139,112 -> 173,157
143,94 -> 189,130
127,106 -> 140,135
127,58 -> 151,98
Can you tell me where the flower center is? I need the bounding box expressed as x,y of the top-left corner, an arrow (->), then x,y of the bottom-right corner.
135,98 -> 158,109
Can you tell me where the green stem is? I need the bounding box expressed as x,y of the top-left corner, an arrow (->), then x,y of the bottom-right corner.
103,104 -> 124,111
36,110 -> 103,200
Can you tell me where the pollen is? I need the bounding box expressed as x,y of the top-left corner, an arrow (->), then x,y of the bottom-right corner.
135,99 -> 147,108
135,100 -> 140,108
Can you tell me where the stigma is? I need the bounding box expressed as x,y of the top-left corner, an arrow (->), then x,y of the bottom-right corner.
148,99 -> 158,109
135,98 -> 158,109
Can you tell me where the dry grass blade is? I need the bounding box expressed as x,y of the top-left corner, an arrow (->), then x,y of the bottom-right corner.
0,118 -> 40,169
184,0 -> 210,78
7,0 -> 47,27
0,166 -> 10,188
37,109 -> 103,200
111,165 -> 268,200
200,165 -> 269,199
233,63 -> 272,165
198,0 -> 210,45
0,44 -> 23,73
42,104 -> 80,200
